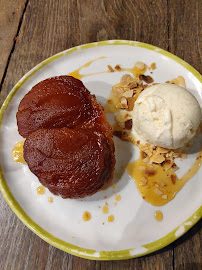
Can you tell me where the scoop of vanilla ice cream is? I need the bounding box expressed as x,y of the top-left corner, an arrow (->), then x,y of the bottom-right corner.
132,84 -> 201,149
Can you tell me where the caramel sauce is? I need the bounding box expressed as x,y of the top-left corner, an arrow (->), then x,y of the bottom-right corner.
127,149 -> 202,206
68,57 -> 146,82
115,195 -> 121,201
107,215 -> 114,222
11,141 -> 26,164
83,211 -> 91,221
48,197 -> 53,203
155,210 -> 163,221
124,66 -> 147,79
68,57 -> 147,114
104,91 -> 120,113
112,183 -> 117,189
37,186 -> 45,195
102,205 -> 109,214
68,56 -> 108,80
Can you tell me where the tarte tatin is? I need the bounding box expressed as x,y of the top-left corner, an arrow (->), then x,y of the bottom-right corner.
17,76 -> 115,198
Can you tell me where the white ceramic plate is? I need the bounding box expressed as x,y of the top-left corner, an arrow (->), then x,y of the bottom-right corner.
0,40 -> 201,260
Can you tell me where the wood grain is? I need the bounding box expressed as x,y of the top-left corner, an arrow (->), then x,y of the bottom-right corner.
0,0 -> 27,84
0,0 -> 201,269
169,0 -> 202,74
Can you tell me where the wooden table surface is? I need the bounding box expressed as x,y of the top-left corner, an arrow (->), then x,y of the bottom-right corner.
0,0 -> 201,269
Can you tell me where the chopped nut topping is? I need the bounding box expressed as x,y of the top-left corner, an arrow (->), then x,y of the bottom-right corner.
143,156 -> 150,163
139,74 -> 154,84
115,65 -> 121,71
162,194 -> 168,199
127,97 -> 136,111
115,87 -> 124,98
170,76 -> 186,88
172,164 -> 179,172
138,165 -> 157,177
144,149 -> 153,157
140,151 -> 147,159
158,179 -> 166,187
140,177 -> 148,186
121,74 -> 131,83
154,188 -> 163,196
171,175 -> 177,184
150,154 -> 165,164
135,61 -> 146,70
107,65 -> 114,72
122,90 -> 134,98
110,71 -> 151,113
156,147 -> 168,154
125,119 -> 133,130
139,144 -> 149,151
150,62 -> 156,70
128,81 -> 138,89
120,97 -> 128,108
117,122 -> 125,129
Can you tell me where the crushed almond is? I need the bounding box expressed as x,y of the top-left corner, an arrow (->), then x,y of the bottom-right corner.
162,195 -> 168,199
107,65 -> 114,72
140,177 -> 148,186
110,71 -> 150,114
115,87 -> 124,98
135,61 -> 146,70
125,119 -> 133,130
140,151 -> 147,159
120,97 -> 128,108
156,147 -> 168,154
170,76 -> 186,88
139,74 -> 154,84
144,149 -> 153,157
154,188 -> 163,196
143,156 -> 150,163
117,122 -> 125,129
122,90 -> 134,98
127,97 -> 136,111
138,165 -> 157,177
172,164 -> 179,172
115,65 -> 121,71
120,74 -> 132,85
171,175 -> 177,184
150,62 -> 156,70
150,155 -> 165,164
128,81 -> 138,89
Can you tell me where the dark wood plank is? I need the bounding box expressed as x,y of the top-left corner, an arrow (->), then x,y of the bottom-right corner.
169,0 -> 202,74
1,0 -> 170,106
0,0 -> 200,269
168,1 -> 202,269
0,0 -> 27,84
